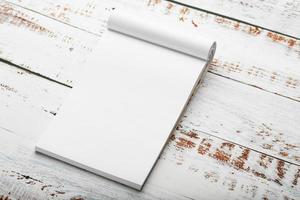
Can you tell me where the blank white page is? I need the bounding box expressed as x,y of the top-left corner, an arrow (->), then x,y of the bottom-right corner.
36,9 -> 216,190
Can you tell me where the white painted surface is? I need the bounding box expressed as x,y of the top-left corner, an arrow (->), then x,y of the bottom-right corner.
0,0 -> 299,199
171,0 -> 300,38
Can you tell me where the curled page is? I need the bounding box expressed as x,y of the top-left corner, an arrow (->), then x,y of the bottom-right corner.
36,9 -> 217,190
108,10 -> 216,61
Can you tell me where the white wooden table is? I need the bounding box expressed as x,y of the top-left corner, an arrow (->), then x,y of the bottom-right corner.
0,0 -> 299,199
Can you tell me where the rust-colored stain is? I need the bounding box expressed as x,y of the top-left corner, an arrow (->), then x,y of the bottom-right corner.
213,148 -> 231,163
179,7 -> 189,15
147,0 -> 300,59
0,3 -> 50,34
276,160 -> 286,179
176,137 -> 196,149
267,32 -> 297,48
270,72 -> 277,81
279,151 -> 289,157
171,127 -> 300,189
182,130 -> 199,139
220,142 -> 235,150
252,170 -> 267,179
285,77 -> 298,88
210,59 -> 242,73
262,143 -> 273,150
215,16 -> 232,26
210,58 -> 299,98
234,22 -> 240,30
213,15 -> 264,37
247,26 -> 261,36
292,169 -> 300,186
233,148 -> 250,171
258,154 -> 273,169
178,7 -> 190,22
45,2 -> 95,22
198,138 -> 212,155
47,4 -> 72,23
147,0 -> 161,6
166,3 -> 174,10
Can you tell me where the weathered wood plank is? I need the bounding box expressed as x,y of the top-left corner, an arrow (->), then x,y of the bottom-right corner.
0,0 -> 299,198
1,0 -> 300,169
146,0 -> 300,165
184,72 -> 300,164
0,61 -> 68,141
1,14 -> 299,166
8,0 -> 121,35
170,0 -> 300,38
0,114 -> 299,199
3,0 -> 300,103
0,62 -> 299,199
147,0 -> 300,102
0,111 -> 299,199
0,133 -> 187,200
0,0 -> 99,86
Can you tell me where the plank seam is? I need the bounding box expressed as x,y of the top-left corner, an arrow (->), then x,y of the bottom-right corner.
167,0 -> 300,40
209,71 -> 300,103
193,121 -> 300,166
0,58 -> 72,88
4,0 -> 300,99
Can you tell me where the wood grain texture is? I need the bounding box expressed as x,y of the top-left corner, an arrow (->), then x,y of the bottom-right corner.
4,0 -> 300,102
0,0 -> 99,86
183,72 -> 300,165
141,0 -> 300,165
146,0 -> 300,102
0,0 -> 299,199
0,69 -> 299,199
4,0 -> 299,164
1,130 -> 300,200
0,74 -> 299,199
169,0 -> 300,38
0,61 -> 68,140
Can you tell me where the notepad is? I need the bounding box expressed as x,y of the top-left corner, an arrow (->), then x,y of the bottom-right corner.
36,9 -> 216,190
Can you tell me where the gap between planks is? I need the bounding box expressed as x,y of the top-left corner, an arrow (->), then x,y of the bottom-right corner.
167,0 -> 300,40
210,71 -> 300,103
0,0 -> 299,166
196,122 -> 300,167
0,58 -> 71,88
0,52 -> 298,169
0,60 -> 299,199
0,0 -> 300,102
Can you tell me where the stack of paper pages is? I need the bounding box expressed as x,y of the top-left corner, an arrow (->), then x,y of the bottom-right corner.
36,9 -> 216,190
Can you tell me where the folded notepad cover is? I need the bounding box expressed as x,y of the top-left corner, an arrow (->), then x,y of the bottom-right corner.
36,9 -> 216,190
